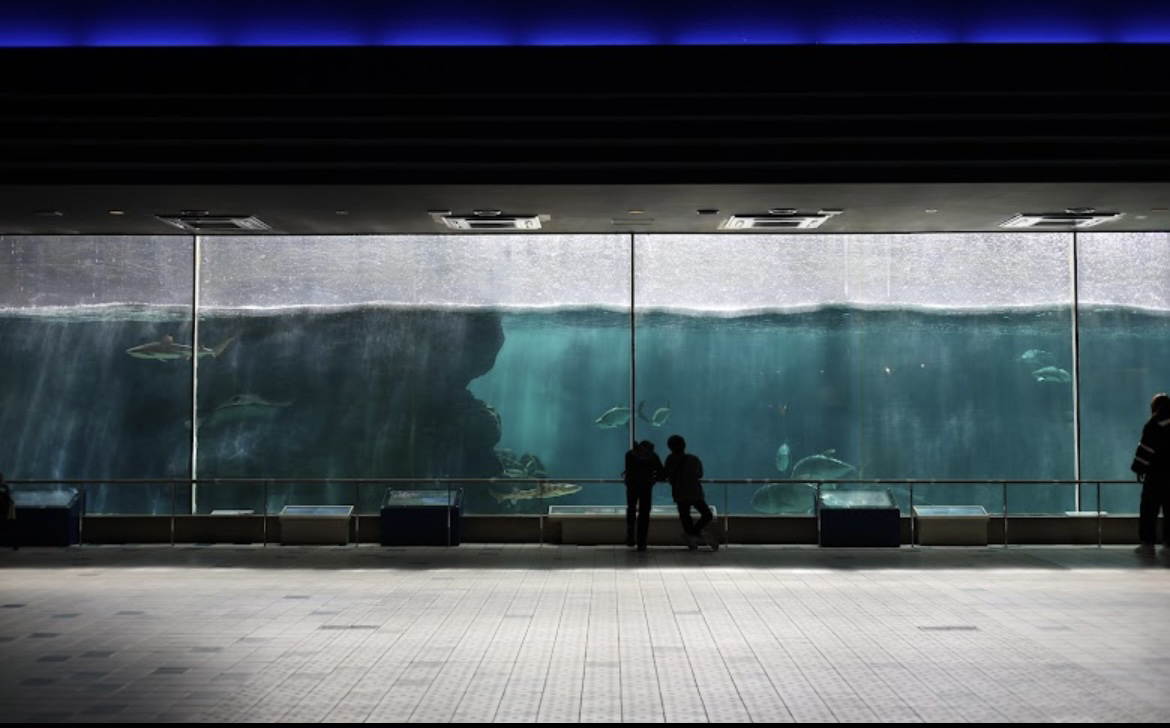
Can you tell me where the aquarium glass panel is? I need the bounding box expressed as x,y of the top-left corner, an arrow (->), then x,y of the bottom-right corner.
198,235 -> 630,515
0,235 -> 195,514
1076,232 -> 1170,514
634,233 -> 1076,516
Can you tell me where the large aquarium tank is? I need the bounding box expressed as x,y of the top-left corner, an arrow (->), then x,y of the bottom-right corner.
0,236 -> 194,514
0,232 -> 1165,518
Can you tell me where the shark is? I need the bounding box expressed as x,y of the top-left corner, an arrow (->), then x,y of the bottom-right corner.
127,334 -> 237,362
637,400 -> 671,427
489,482 -> 582,504
185,393 -> 292,431
1019,349 -> 1056,367
1032,366 -> 1072,384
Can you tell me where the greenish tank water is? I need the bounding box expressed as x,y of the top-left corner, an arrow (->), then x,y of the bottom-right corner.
2,304 -> 1164,516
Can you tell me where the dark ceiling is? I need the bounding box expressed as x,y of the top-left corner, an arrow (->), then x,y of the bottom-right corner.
2,44 -> 1168,234
2,182 -> 1169,235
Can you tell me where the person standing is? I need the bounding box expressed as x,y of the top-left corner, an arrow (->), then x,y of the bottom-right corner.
1131,393 -> 1170,557
0,473 -> 18,551
623,440 -> 664,552
663,435 -> 718,551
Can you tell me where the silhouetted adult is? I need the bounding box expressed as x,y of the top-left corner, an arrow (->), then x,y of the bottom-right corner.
623,440 -> 664,552
1131,393 -> 1170,557
663,435 -> 718,551
0,473 -> 18,551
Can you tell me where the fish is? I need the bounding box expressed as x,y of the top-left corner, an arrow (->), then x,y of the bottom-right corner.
185,393 -> 292,431
502,468 -> 530,479
519,452 -> 547,476
637,400 -> 671,427
790,453 -> 857,481
127,333 -> 237,362
750,482 -> 817,514
495,448 -> 522,471
775,441 -> 791,473
1032,366 -> 1072,384
489,482 -> 582,503
595,405 -> 632,429
1020,349 -> 1056,367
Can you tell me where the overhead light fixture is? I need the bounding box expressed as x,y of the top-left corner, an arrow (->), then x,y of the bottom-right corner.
430,210 -> 546,231
719,209 -> 843,230
108,210 -> 125,216
156,212 -> 272,232
611,218 -> 654,225
998,209 -> 1122,229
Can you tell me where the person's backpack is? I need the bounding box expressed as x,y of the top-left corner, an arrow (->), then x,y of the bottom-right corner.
624,449 -> 656,486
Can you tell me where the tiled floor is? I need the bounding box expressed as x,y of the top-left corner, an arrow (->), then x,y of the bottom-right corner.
1,544 -> 1169,723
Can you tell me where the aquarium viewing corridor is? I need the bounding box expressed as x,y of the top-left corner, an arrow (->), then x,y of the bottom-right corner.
1,232 -> 1168,525
0,544 -> 1168,723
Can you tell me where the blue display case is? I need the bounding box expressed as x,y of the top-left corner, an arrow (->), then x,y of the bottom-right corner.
8,487 -> 84,546
380,489 -> 462,546
817,488 -> 901,547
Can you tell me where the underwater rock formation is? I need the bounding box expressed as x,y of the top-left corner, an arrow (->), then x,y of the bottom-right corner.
0,307 -> 506,514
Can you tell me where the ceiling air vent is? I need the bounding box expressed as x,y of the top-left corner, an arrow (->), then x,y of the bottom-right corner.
157,212 -> 272,233
719,209 -> 842,230
430,210 -> 546,231
999,209 -> 1122,229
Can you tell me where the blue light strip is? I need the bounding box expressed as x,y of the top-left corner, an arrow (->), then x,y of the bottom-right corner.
1,0 -> 1169,47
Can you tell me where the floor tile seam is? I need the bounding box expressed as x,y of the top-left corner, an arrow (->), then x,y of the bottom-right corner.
736,564 -> 869,679
498,572 -> 573,716
356,566 -> 497,675
713,566 -> 840,722
618,564 -> 671,720
404,568 -> 552,723
881,624 -> 1085,721
654,557 -> 717,723
794,578 -> 997,720
744,593 -> 971,721
178,633 -> 354,721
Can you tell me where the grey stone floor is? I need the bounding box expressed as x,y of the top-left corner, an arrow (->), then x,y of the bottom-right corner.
1,544 -> 1168,723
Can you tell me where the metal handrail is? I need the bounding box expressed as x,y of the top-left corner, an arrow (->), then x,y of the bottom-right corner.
7,477 -> 1136,549
2,477 -> 1141,485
